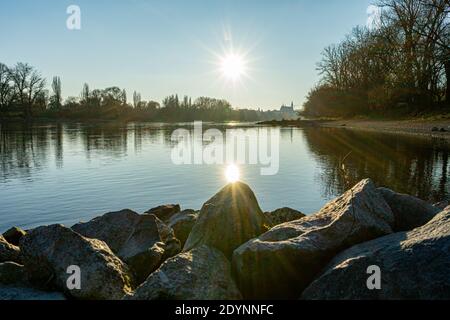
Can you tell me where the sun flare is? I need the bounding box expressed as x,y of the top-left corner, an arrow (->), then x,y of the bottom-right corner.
220,53 -> 246,81
225,164 -> 240,183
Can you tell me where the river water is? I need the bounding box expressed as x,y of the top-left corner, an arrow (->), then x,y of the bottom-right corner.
0,122 -> 448,232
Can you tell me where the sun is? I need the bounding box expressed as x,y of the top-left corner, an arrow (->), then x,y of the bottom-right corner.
220,53 -> 246,81
225,164 -> 240,183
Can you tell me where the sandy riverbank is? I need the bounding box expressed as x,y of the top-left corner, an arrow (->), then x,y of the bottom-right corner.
323,119 -> 450,139
258,118 -> 450,139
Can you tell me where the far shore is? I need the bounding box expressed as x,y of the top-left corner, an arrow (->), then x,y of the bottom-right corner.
2,117 -> 450,139
257,118 -> 450,139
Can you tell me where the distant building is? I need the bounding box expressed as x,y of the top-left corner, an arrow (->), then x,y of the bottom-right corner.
280,102 -> 295,113
256,101 -> 299,121
279,102 -> 297,119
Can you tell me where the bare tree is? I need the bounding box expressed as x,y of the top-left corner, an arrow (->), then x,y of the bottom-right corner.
10,62 -> 46,117
10,63 -> 32,106
307,0 -> 449,116
0,63 -> 13,108
27,70 -> 46,113
417,0 -> 449,101
377,0 -> 449,102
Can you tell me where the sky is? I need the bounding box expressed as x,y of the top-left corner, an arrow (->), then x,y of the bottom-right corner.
0,0 -> 373,110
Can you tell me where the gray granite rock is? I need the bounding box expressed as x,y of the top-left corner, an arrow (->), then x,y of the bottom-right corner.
232,179 -> 394,299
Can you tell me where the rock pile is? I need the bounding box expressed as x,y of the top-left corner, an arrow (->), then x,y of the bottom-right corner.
1,179 -> 448,300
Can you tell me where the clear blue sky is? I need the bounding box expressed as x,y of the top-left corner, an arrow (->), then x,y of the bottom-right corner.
0,0 -> 373,109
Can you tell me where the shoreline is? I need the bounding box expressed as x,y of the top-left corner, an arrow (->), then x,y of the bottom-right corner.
2,117 -> 450,139
258,118 -> 450,139
323,119 -> 450,139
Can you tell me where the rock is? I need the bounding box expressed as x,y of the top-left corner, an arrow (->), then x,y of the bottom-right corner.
0,286 -> 66,300
72,209 -> 158,253
183,182 -> 270,258
434,201 -> 449,210
127,245 -> 242,300
265,207 -> 305,226
0,235 -> 21,263
0,260 -> 66,300
20,224 -> 133,300
161,238 -> 182,262
2,227 -> 27,246
167,210 -> 198,246
152,216 -> 182,260
72,209 -> 180,283
125,242 -> 165,284
302,207 -> 450,300
145,204 -> 181,222
378,187 -> 440,231
0,262 -> 26,285
232,179 -> 394,299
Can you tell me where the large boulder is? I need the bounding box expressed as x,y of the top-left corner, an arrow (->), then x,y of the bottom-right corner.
0,286 -> 66,300
232,179 -> 394,299
265,207 -> 306,226
72,209 -> 160,252
167,210 -> 198,246
20,224 -> 133,300
0,262 -> 27,285
145,204 -> 181,222
378,187 -> 440,231
0,235 -> 21,263
302,206 -> 450,300
0,262 -> 66,300
433,200 -> 449,211
126,245 -> 242,300
72,209 -> 180,283
125,242 -> 165,284
184,182 -> 269,258
2,227 -> 27,246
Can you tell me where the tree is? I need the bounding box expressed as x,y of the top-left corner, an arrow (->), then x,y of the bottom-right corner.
133,91 -> 141,108
377,0 -> 449,103
146,101 -> 160,110
90,89 -> 102,107
122,89 -> 127,106
417,0 -> 449,102
2,60 -> 263,121
50,76 -> 62,109
101,87 -> 123,106
305,0 -> 450,117
64,96 -> 79,109
0,63 -> 13,109
10,62 -> 46,117
10,63 -> 31,107
27,70 -> 46,107
80,83 -> 90,105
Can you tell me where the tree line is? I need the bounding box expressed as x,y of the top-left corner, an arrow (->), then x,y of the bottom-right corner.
0,62 -> 276,122
302,0 -> 449,118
